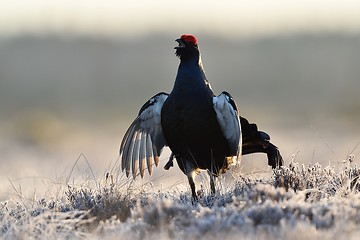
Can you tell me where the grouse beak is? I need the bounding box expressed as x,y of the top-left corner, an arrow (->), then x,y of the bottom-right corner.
175,39 -> 185,49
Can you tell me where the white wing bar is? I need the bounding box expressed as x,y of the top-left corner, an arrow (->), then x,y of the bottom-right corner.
213,92 -> 241,158
120,93 -> 168,178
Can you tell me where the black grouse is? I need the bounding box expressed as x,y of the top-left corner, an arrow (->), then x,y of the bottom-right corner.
120,34 -> 283,201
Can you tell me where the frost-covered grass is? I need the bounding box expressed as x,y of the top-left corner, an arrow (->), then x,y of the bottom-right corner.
2,158 -> 360,240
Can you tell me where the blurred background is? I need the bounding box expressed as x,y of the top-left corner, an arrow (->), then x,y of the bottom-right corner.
1,0 -> 360,200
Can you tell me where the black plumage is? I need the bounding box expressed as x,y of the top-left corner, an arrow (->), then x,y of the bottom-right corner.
120,34 -> 282,201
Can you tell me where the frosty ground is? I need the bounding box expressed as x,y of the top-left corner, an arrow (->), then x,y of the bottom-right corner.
1,158 -> 360,240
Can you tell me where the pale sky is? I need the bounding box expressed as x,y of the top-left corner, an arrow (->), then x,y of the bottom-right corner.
1,0 -> 360,37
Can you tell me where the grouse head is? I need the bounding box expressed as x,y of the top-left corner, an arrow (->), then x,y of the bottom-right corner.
175,34 -> 200,61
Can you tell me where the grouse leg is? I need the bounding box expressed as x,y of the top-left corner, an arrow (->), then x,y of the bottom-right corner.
188,176 -> 198,202
208,171 -> 216,195
164,152 -> 174,170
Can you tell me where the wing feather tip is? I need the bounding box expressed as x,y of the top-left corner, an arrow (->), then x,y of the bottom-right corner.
119,93 -> 169,179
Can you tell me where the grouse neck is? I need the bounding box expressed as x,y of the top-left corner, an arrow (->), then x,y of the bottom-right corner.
174,54 -> 210,92
179,54 -> 204,72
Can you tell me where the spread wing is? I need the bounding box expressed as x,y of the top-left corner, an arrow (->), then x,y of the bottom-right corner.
213,91 -> 242,158
120,92 -> 168,178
